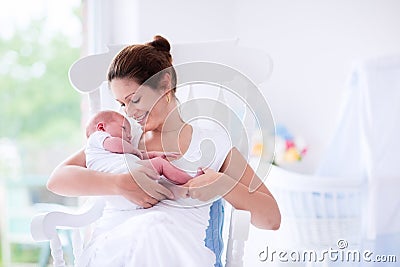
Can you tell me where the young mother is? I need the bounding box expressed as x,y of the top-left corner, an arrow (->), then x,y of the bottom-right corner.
48,35 -> 281,267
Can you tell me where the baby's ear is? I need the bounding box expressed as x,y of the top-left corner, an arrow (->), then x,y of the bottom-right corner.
96,122 -> 105,131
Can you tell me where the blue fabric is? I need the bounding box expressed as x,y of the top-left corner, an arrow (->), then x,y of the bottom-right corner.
204,199 -> 224,267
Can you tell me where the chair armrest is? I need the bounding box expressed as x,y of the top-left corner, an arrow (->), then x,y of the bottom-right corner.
226,209 -> 251,267
229,209 -> 251,241
31,198 -> 105,241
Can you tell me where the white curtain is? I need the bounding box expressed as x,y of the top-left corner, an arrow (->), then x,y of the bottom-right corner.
316,55 -> 400,245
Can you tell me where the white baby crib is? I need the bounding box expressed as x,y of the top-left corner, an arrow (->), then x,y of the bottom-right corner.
266,166 -> 365,250
240,164 -> 366,267
243,54 -> 400,267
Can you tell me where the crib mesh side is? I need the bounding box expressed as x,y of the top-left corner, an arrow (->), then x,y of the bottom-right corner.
270,183 -> 363,251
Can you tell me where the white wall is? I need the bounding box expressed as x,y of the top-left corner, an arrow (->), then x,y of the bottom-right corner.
87,0 -> 236,48
89,0 -> 400,173
135,0 -> 236,43
235,0 -> 400,173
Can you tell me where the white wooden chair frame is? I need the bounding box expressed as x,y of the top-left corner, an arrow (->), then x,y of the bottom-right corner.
30,40 -> 273,267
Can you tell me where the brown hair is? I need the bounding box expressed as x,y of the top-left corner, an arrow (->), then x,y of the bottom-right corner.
107,35 -> 177,93
85,110 -> 126,138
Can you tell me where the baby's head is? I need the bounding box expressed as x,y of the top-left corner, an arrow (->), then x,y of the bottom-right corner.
86,110 -> 132,143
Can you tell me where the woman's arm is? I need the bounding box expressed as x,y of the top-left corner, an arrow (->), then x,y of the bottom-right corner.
184,148 -> 281,230
47,149 -> 174,208
219,148 -> 281,230
47,148 -> 116,195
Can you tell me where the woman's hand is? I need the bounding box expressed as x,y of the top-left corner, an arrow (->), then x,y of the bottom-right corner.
129,147 -> 144,159
114,166 -> 175,208
140,150 -> 180,160
48,149 -> 174,209
180,168 -> 236,202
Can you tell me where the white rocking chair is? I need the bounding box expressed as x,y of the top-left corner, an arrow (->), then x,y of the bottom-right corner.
30,39 -> 273,267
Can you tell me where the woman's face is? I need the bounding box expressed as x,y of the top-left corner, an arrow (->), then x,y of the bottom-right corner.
110,78 -> 168,132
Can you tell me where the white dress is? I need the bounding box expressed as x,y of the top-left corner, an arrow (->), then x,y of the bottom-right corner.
77,124 -> 232,267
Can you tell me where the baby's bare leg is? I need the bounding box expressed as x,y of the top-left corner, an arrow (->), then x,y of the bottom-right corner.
139,157 -> 192,185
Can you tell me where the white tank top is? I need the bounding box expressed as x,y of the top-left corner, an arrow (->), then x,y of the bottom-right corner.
158,123 -> 233,207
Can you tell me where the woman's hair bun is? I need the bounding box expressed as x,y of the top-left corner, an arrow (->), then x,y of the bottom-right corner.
147,35 -> 171,53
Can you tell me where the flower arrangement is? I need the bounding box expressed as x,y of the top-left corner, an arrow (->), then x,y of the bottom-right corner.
273,125 -> 307,166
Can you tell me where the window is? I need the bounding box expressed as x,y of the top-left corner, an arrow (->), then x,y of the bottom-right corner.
0,0 -> 83,264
